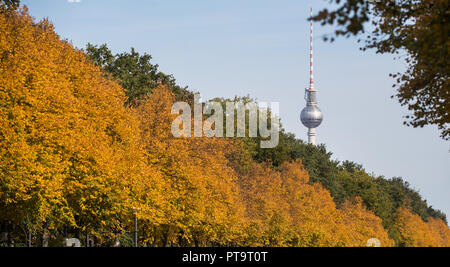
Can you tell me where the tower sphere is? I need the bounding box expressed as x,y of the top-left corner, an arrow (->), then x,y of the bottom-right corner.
300,105 -> 323,129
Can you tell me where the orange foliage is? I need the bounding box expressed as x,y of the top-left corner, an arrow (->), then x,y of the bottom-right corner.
393,207 -> 450,247
136,86 -> 245,246
0,7 -> 162,239
239,160 -> 394,247
340,198 -> 394,247
427,218 -> 450,247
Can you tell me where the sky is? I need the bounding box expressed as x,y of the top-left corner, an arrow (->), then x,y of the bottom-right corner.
21,0 -> 449,217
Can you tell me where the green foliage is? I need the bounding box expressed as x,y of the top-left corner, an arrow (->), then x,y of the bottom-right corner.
118,232 -> 134,247
381,177 -> 447,223
85,44 -> 193,105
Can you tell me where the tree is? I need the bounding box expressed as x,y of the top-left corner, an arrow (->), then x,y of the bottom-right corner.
391,206 -> 450,247
427,217 -> 450,247
236,159 -> 394,247
277,160 -> 345,247
340,198 -> 394,247
314,0 -> 449,140
340,160 -> 364,173
135,85 -> 246,246
0,6 -> 164,245
85,44 -> 193,106
392,207 -> 438,247
0,0 -> 20,9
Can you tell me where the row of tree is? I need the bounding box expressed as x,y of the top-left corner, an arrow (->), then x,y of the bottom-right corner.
0,5 -> 449,247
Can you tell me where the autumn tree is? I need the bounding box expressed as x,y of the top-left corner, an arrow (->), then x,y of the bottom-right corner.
426,217 -> 450,247
340,198 -> 394,247
135,85 -> 246,246
391,207 -> 447,247
0,6 -> 164,245
236,159 -> 394,247
313,0 -> 449,140
236,162 -> 291,246
277,160 -> 346,247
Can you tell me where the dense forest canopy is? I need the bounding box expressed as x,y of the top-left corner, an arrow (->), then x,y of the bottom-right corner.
0,3 -> 448,247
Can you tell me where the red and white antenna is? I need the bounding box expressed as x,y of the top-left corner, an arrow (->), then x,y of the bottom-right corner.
309,7 -> 315,91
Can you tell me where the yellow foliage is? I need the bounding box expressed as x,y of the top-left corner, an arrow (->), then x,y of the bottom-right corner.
0,7 -> 163,238
393,207 -> 450,247
136,86 -> 246,246
238,160 -> 394,247
340,198 -> 394,247
427,217 -> 450,247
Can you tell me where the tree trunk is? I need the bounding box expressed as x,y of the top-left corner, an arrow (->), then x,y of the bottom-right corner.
27,231 -> 32,247
163,227 -> 173,247
42,230 -> 49,247
8,232 -> 14,247
8,223 -> 15,247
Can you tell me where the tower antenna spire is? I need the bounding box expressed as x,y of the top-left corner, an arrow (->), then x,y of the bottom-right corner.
309,7 -> 314,91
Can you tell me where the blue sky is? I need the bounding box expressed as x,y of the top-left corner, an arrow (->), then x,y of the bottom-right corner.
21,0 -> 449,217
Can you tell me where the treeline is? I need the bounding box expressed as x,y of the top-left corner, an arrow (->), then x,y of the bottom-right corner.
0,5 -> 449,247
85,29 -> 448,244
233,127 -> 448,241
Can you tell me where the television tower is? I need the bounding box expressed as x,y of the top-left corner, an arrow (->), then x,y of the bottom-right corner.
300,8 -> 323,145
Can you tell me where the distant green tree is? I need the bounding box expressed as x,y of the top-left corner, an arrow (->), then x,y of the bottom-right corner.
85,44 -> 192,105
313,0 -> 449,140
384,177 -> 447,223
334,171 -> 395,226
340,160 -> 364,173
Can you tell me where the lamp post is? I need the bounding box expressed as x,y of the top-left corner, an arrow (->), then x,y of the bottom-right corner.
133,207 -> 140,248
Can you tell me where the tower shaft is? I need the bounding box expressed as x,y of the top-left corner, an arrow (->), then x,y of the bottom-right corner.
308,128 -> 317,146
